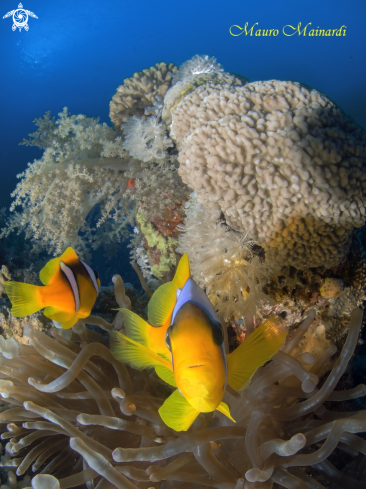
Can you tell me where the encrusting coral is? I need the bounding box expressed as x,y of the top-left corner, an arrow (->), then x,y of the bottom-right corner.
109,62 -> 178,131
0,272 -> 365,489
168,77 -> 366,269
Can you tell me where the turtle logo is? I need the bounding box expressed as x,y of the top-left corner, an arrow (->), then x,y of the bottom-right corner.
3,3 -> 38,31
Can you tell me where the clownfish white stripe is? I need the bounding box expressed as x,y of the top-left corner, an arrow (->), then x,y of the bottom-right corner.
60,261 -> 80,313
81,260 -> 99,295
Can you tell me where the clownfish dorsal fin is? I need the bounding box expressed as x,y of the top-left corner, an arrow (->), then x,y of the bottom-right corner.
172,253 -> 191,290
148,281 -> 177,327
148,254 -> 191,328
158,389 -> 200,431
39,247 -> 78,285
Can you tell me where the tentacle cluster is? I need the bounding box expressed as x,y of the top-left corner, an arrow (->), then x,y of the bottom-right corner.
0,304 -> 365,488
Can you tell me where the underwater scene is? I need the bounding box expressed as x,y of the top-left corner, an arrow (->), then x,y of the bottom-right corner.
0,0 -> 366,488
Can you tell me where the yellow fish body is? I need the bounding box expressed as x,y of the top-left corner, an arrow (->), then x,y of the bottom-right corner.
3,247 -> 100,329
111,254 -> 287,431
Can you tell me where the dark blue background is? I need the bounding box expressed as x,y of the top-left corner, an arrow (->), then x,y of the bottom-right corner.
0,0 -> 365,284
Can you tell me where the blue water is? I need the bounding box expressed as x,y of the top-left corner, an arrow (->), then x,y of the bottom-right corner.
0,0 -> 366,284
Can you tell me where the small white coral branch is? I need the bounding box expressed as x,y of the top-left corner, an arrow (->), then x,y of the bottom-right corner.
122,115 -> 173,163
172,54 -> 223,84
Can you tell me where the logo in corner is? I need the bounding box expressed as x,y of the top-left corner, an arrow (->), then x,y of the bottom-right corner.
3,3 -> 38,31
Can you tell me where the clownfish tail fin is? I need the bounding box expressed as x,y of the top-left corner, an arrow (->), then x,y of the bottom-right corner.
3,281 -> 44,317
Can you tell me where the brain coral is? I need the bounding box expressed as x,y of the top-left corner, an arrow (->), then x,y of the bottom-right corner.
168,79 -> 366,269
109,62 -> 178,131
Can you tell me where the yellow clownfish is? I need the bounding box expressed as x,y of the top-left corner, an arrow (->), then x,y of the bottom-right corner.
3,247 -> 100,329
111,253 -> 287,431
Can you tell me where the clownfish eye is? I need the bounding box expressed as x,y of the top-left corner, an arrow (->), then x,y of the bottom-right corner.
165,331 -> 172,351
212,321 -> 224,345
93,270 -> 99,279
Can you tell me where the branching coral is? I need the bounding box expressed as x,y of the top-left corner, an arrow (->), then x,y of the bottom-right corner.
1,108 -> 138,257
109,62 -> 178,131
169,77 -> 366,269
0,276 -> 365,489
122,115 -> 173,162
177,194 -> 274,320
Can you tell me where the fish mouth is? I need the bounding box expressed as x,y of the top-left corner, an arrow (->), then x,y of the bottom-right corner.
187,364 -> 205,369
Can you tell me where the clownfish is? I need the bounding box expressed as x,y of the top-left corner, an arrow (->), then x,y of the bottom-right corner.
111,254 -> 287,431
3,247 -> 100,329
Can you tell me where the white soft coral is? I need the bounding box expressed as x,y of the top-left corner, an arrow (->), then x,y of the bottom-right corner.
177,194 -> 274,320
122,115 -> 173,163
1,108 -> 136,256
172,55 -> 223,85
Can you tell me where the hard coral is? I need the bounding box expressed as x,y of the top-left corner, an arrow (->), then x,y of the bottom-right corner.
109,62 -> 178,131
169,78 -> 366,269
1,108 -> 138,256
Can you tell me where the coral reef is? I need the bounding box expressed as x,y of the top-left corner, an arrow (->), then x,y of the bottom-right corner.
0,109 -> 138,257
109,62 -> 178,131
169,78 -> 366,269
0,275 -> 365,489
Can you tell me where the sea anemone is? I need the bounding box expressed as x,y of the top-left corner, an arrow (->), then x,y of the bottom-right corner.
0,274 -> 365,489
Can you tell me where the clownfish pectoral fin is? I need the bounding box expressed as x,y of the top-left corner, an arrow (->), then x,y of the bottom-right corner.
216,402 -> 236,423
43,306 -> 74,324
3,281 -> 44,317
158,389 -> 200,431
44,307 -> 77,330
147,281 -> 177,327
110,331 -> 172,372
227,316 -> 287,391
172,253 -> 191,290
155,365 -> 177,387
39,247 -> 78,285
120,308 -> 170,360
